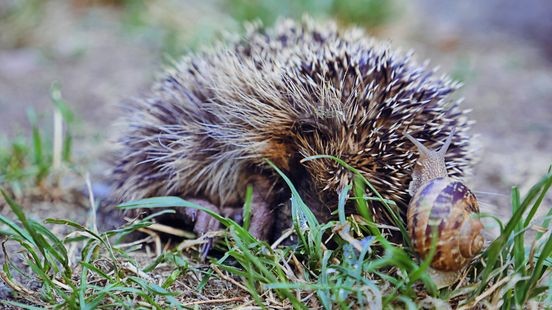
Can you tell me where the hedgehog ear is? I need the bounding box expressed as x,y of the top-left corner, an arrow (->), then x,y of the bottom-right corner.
437,128 -> 456,156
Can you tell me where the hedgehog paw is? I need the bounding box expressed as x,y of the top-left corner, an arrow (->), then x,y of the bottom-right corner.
221,207 -> 244,224
247,179 -> 274,241
183,199 -> 222,258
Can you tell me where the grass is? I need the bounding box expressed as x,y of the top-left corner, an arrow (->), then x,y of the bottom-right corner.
224,0 -> 396,28
1,1 -> 549,308
0,0 -> 44,49
118,164 -> 552,308
0,83 -> 74,197
0,119 -> 551,308
0,88 -> 550,308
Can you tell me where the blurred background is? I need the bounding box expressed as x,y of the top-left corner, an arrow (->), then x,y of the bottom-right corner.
0,0 -> 551,221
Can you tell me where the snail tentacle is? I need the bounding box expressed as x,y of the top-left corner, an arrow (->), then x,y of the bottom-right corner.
405,131 -> 484,273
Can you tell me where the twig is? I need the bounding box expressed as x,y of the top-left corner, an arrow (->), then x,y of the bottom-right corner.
182,296 -> 244,306
271,229 -> 294,249
85,172 -> 98,234
52,278 -> 73,291
137,227 -> 162,257
0,270 -> 36,296
211,264 -> 249,292
334,223 -> 364,252
116,236 -> 154,249
458,275 -> 513,310
177,230 -> 225,251
147,223 -> 195,239
52,109 -> 63,170
121,262 -> 154,282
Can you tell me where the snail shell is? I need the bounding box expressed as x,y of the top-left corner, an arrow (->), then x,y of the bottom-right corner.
405,130 -> 484,272
407,177 -> 484,271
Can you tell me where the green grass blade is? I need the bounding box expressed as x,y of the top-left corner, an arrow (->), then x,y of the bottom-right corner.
0,300 -> 44,310
302,154 -> 410,248
28,221 -> 70,272
511,187 -> 526,304
536,207 -> 552,240
353,175 -> 375,230
476,171 -> 552,297
520,226 -> 552,303
243,184 -> 253,231
1,189 -> 47,257
27,109 -> 43,167
50,82 -> 74,123
230,228 -> 306,309
337,183 -> 351,224
316,250 -> 333,310
265,159 -> 323,259
523,173 -> 552,227
0,213 -> 33,242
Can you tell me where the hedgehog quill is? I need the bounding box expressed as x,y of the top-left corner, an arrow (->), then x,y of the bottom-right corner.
111,19 -> 476,268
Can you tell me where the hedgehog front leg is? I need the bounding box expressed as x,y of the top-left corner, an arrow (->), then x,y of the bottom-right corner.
181,200 -> 248,257
182,199 -> 224,257
180,177 -> 274,257
198,183 -> 274,241
245,176 -> 275,241
247,189 -> 273,240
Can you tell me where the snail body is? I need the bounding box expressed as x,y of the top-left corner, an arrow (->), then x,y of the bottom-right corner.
406,131 -> 484,272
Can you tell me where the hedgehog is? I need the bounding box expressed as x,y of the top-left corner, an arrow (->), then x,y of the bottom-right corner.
111,18 -> 474,253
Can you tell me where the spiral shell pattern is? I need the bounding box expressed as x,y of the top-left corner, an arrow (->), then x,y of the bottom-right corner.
407,177 -> 483,271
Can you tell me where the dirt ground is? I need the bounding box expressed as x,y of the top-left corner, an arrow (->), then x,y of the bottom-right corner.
0,0 -> 551,304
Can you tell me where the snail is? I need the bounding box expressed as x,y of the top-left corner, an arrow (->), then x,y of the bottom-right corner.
405,130 -> 484,286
